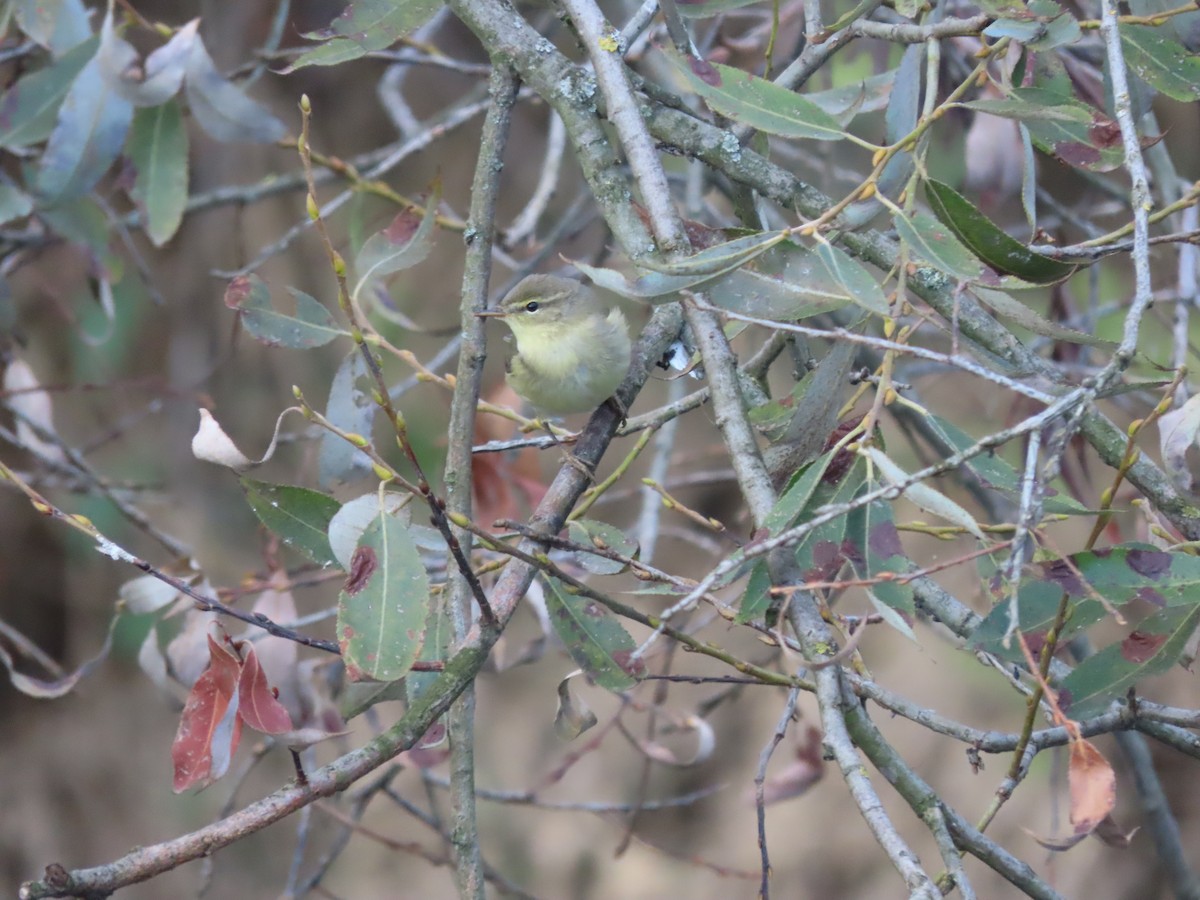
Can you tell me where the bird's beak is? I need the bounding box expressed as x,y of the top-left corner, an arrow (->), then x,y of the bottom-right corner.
475,309 -> 506,318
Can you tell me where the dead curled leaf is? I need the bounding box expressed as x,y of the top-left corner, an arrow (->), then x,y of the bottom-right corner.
1027,736 -> 1120,851
751,725 -> 825,806
1158,395 -> 1200,496
1069,738 -> 1116,835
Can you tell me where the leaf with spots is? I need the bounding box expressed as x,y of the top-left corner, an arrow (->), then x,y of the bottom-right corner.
543,576 -> 641,692
337,507 -> 430,682
352,178 -> 442,314
970,578 -> 1098,662
1058,604 -> 1200,720
964,88 -> 1126,173
844,492 -> 917,639
1042,545 -> 1200,606
225,274 -> 344,349
780,457 -> 865,620
971,545 -> 1200,660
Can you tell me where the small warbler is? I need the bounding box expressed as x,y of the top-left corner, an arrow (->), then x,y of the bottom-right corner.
478,275 -> 632,415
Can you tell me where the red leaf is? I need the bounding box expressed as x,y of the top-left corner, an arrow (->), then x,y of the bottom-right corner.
171,633 -> 244,792
237,644 -> 294,735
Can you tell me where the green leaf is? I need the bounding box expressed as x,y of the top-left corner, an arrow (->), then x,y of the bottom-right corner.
35,55 -> 133,203
983,0 -> 1080,49
1059,604 -> 1200,720
37,195 -> 123,278
327,492 -> 411,570
844,493 -> 917,637
1010,88 -> 1125,173
664,49 -> 845,141
406,592 -> 451,707
974,0 -> 1030,14
792,457 -> 865,585
1046,545 -> 1200,607
973,287 -> 1114,346
765,448 -> 836,536
352,179 -> 442,308
865,446 -> 985,540
241,478 -> 341,567
1026,0 -> 1082,49
573,261 -> 728,300
924,179 -> 1076,283
970,579 -> 1093,662
922,413 -> 1091,515
224,274 -> 344,348
128,100 -> 188,247
805,70 -> 898,125
812,242 -> 890,315
573,232 -> 785,302
543,576 -> 642,692
892,208 -> 990,282
337,509 -> 430,682
960,97 -> 1092,123
287,0 -> 447,71
567,519 -> 638,575
710,241 -> 854,320
13,0 -> 91,55
638,230 -> 786,277
0,36 -> 97,150
184,36 -> 286,143
676,0 -> 766,17
0,178 -> 33,226
736,560 -> 774,624
319,350 -> 374,487
970,545 -> 1200,661
1120,24 -> 1200,102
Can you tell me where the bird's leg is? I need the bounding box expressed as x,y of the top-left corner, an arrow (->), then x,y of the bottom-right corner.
532,419 -> 594,481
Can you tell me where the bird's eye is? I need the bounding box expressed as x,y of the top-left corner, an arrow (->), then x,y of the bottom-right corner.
524,301 -> 540,312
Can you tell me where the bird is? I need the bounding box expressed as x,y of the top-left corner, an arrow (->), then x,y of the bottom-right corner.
477,274 -> 632,416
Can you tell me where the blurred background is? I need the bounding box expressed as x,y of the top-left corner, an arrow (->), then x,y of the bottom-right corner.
2,0 -> 1199,897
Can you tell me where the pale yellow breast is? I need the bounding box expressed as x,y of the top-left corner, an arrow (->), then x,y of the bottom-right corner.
507,308 -> 631,414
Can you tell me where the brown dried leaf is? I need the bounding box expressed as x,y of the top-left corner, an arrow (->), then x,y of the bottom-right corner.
1069,738 -> 1116,835
755,725 -> 825,806
554,672 -> 598,741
